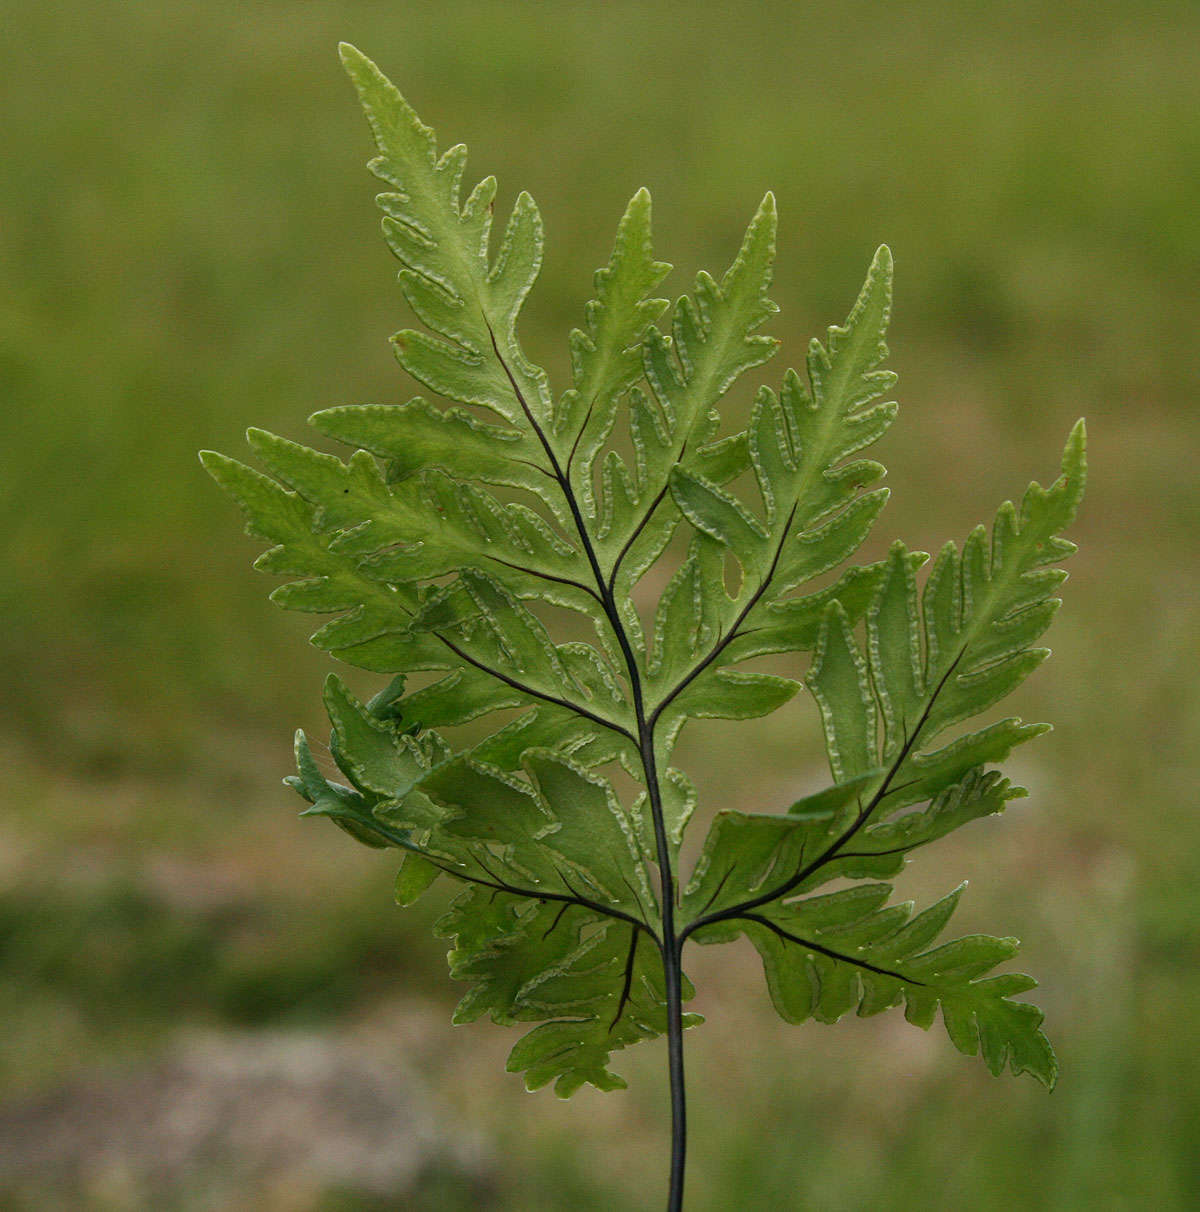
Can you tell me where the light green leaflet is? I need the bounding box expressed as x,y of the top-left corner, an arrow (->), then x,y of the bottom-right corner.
203,44 -> 1084,1099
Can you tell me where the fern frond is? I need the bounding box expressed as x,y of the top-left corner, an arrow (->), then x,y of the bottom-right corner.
727,883 -> 1056,1086
648,246 -> 899,754
441,887 -> 700,1097
205,46 -> 1084,1114
680,426 -> 1084,938
555,188 -> 672,507
339,43 -> 553,431
815,419 -> 1086,807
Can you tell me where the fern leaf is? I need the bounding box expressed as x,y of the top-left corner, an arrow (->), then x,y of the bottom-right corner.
436,882 -> 700,1097
647,247 -> 898,748
339,43 -> 552,428
595,196 -> 781,645
826,420 -> 1086,815
730,883 -> 1057,1086
206,46 -> 1084,1123
556,188 -> 672,506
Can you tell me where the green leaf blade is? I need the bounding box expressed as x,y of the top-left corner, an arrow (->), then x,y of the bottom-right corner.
206,70 -> 1083,1118
739,884 -> 1056,1086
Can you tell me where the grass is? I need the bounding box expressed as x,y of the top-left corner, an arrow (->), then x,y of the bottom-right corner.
3,0 -> 1198,1206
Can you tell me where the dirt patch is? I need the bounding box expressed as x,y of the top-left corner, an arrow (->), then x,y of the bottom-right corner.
0,1029 -> 492,1209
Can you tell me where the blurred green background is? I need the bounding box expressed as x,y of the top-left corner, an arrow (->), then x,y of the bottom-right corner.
2,0 -> 1197,1207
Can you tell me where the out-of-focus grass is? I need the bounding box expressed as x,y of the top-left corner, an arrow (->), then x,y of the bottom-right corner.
2,0 -> 1198,1207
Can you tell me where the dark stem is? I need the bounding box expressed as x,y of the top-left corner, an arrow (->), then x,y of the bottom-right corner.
375,572 -> 631,742
543,901 -> 573,939
650,501 -> 798,727
564,392 -> 596,479
736,912 -> 926,985
606,479 -> 671,595
611,925 -> 640,1029
429,848 -> 656,940
486,554 -> 604,605
431,627 -> 634,743
639,722 -> 687,1212
680,649 -> 966,943
324,804 -> 656,937
486,321 -> 688,1212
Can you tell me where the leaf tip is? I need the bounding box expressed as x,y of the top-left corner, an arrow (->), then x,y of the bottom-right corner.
198,449 -> 246,490
322,671 -> 348,703
1063,417 -> 1087,481
337,41 -> 376,81
1045,1053 -> 1060,1091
